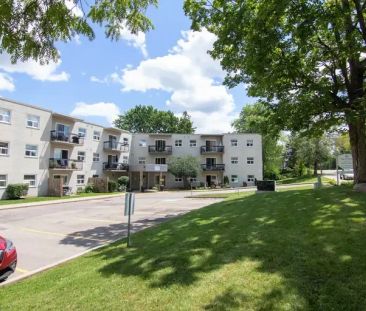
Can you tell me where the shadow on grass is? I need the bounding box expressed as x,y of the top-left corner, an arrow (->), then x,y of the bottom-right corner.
89,186 -> 366,308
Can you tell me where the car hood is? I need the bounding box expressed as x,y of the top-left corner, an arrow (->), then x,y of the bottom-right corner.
0,236 -> 6,250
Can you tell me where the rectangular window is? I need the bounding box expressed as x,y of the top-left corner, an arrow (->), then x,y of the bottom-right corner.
175,177 -> 183,182
25,144 -> 38,157
93,153 -> 100,162
138,157 -> 146,164
189,177 -> 197,182
78,128 -> 87,138
139,140 -> 147,147
77,174 -> 85,185
27,114 -> 40,129
190,140 -> 197,147
231,157 -> 238,164
123,137 -> 129,145
0,174 -> 7,188
231,139 -> 238,146
248,175 -> 255,182
77,151 -> 86,161
247,157 -> 254,164
0,142 -> 9,156
0,108 -> 11,123
175,139 -> 182,147
155,158 -> 166,165
93,131 -> 101,141
247,139 -> 253,147
123,156 -> 128,164
231,175 -> 239,183
24,174 -> 36,187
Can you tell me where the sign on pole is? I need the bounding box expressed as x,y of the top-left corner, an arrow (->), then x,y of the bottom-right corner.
337,154 -> 353,170
124,192 -> 135,247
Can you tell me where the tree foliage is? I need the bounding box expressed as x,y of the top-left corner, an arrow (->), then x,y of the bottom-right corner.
184,0 -> 366,185
114,105 -> 195,134
168,156 -> 201,188
0,0 -> 157,63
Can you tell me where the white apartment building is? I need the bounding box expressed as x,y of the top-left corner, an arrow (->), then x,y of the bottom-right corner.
0,98 -> 263,198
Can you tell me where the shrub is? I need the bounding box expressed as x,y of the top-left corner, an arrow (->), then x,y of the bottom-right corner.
6,184 -> 29,199
223,175 -> 229,185
108,181 -> 118,193
84,184 -> 94,193
117,176 -> 129,191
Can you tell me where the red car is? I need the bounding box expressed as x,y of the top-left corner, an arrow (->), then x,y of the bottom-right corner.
0,236 -> 17,282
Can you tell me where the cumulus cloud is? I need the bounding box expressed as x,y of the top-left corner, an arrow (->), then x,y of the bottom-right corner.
116,29 -> 236,133
0,53 -> 69,82
117,24 -> 148,57
0,73 -> 15,92
70,102 -> 121,124
64,0 -> 83,17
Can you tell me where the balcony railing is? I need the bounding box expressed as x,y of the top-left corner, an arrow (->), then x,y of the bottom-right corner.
50,131 -> 84,145
103,141 -> 129,152
201,164 -> 225,171
49,158 -> 83,170
103,162 -> 129,171
129,164 -> 168,172
148,145 -> 173,154
200,146 -> 224,154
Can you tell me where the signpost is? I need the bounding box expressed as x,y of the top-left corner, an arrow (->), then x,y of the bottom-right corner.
337,154 -> 353,186
124,192 -> 135,247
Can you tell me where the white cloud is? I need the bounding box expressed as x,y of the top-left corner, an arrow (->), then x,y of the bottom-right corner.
70,102 -> 121,124
0,73 -> 15,92
90,75 -> 108,84
73,34 -> 82,45
0,53 -> 69,82
116,29 -> 236,133
64,0 -> 83,17
117,24 -> 148,58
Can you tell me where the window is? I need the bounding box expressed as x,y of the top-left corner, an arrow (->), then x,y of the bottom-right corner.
123,137 -> 129,145
155,158 -> 166,164
78,128 -> 87,138
77,151 -> 85,161
231,157 -> 238,164
248,175 -> 255,182
123,156 -> 128,164
92,174 -> 99,178
0,142 -> 9,156
0,108 -> 11,123
27,114 -> 40,129
247,157 -> 254,164
77,175 -> 85,185
175,139 -> 182,147
93,131 -> 101,141
25,144 -> 38,157
231,139 -> 238,146
175,177 -> 183,182
0,175 -> 7,188
93,153 -> 100,162
247,139 -> 253,147
189,177 -> 197,183
138,157 -> 146,164
190,140 -> 197,147
231,175 -> 239,183
24,175 -> 36,187
139,140 -> 147,147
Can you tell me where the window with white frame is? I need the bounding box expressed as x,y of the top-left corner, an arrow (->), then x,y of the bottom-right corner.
190,140 -> 197,147
189,177 -> 197,183
123,156 -> 128,164
0,174 -> 7,188
77,151 -> 86,161
175,177 -> 183,182
175,139 -> 182,147
78,128 -> 87,137
24,175 -> 36,187
25,144 -> 38,157
139,140 -> 147,147
77,174 -> 85,185
0,142 -> 9,156
26,114 -> 40,129
231,139 -> 238,146
247,157 -> 254,164
231,157 -> 238,164
138,157 -> 146,164
231,175 -> 239,183
93,131 -> 101,141
93,153 -> 100,162
247,175 -> 255,182
247,139 -> 253,147
0,108 -> 11,123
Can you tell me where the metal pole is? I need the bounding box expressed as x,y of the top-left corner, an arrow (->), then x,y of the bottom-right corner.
127,206 -> 131,247
336,156 -> 339,186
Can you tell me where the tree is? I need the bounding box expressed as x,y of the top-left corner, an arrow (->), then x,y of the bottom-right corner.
168,156 -> 201,189
184,0 -> 366,188
114,105 -> 195,133
0,0 -> 157,63
335,133 -> 352,154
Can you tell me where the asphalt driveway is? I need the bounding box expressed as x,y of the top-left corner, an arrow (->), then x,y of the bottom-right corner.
0,191 -> 221,284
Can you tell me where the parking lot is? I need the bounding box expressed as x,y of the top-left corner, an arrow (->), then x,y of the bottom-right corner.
0,191 -> 222,284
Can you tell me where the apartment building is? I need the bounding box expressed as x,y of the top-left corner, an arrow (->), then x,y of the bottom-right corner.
0,98 -> 262,198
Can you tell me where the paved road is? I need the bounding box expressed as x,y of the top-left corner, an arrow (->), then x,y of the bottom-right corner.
0,191 -> 221,284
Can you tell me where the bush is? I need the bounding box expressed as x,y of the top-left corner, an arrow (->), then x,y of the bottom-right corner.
84,184 -> 94,193
6,184 -> 29,199
223,175 -> 229,185
117,176 -> 129,191
108,181 -> 118,193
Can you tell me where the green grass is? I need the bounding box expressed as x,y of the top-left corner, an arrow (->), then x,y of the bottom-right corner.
1,185 -> 366,310
276,175 -> 333,185
0,192 -> 122,206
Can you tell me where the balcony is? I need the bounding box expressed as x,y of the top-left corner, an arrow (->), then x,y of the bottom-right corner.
103,141 -> 129,152
129,164 -> 168,172
103,162 -> 129,171
200,146 -> 224,154
49,158 -> 83,170
148,145 -> 173,155
201,164 -> 225,171
50,131 -> 84,145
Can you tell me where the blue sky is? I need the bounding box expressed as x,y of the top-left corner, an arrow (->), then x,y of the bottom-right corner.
0,0 -> 254,133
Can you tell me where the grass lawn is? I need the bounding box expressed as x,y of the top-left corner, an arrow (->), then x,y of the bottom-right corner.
1,185 -> 366,310
0,192 -> 122,206
276,175 -> 333,185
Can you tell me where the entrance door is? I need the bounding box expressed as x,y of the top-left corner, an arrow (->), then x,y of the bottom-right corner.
155,140 -> 166,152
206,175 -> 217,187
54,149 -> 68,159
56,124 -> 70,136
109,135 -> 117,149
155,175 -> 166,186
108,155 -> 118,168
206,158 -> 216,168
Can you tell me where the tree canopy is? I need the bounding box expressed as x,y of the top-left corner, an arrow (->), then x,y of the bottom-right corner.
114,105 -> 196,134
168,156 -> 201,188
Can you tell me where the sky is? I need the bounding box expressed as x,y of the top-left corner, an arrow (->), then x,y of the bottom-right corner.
0,0 -> 255,133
